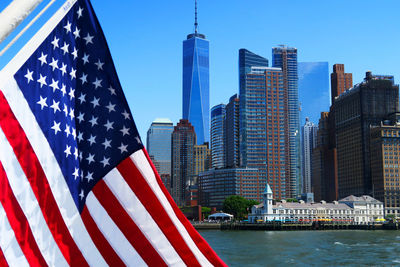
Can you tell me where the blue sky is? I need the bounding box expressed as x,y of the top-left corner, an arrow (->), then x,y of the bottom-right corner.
1,0 -> 400,139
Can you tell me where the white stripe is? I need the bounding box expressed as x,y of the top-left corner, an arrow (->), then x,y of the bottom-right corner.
86,193 -> 147,267
1,78 -> 107,266
104,168 -> 185,266
131,151 -> 213,267
0,203 -> 29,267
0,128 -> 68,267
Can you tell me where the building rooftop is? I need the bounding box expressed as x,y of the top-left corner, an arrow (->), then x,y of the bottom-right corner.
152,118 -> 173,124
338,195 -> 382,204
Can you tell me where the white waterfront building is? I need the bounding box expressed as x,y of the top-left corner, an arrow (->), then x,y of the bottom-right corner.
249,184 -> 384,224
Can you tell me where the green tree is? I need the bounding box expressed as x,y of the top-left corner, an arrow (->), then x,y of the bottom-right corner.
201,207 -> 211,220
222,195 -> 259,220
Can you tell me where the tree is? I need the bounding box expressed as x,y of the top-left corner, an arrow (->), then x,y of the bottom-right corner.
222,195 -> 259,220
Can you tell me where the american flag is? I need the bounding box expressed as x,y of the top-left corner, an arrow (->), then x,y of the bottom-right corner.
0,0 -> 226,266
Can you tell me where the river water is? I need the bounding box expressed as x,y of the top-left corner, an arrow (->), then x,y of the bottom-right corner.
199,230 -> 400,266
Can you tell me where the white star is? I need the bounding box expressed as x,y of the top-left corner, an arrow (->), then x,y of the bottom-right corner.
49,78 -> 59,92
60,63 -> 67,76
38,52 -> 47,66
63,104 -> 69,117
77,7 -> 84,18
91,97 -> 100,108
89,116 -> 98,127
79,152 -> 83,161
77,131 -> 84,142
72,128 -> 76,140
79,189 -> 84,200
68,88 -> 75,100
73,27 -> 80,39
37,74 -> 47,88
120,126 -> 130,136
71,47 -> 78,60
61,42 -> 69,54
86,172 -> 94,182
79,73 -> 87,84
64,21 -> 72,33
72,168 -> 79,180
94,59 -> 104,70
69,108 -> 74,120
102,138 -> 111,150
122,110 -> 130,120
78,94 -> 86,104
51,36 -> 59,49
49,57 -> 58,71
50,100 -> 60,113
135,136 -> 142,144
105,102 -> 116,113
77,112 -> 85,123
60,84 -> 67,96
82,53 -> 89,65
64,145 -> 71,158
92,78 -> 102,89
51,121 -> 61,135
83,33 -> 94,45
86,153 -> 95,164
24,69 -> 33,83
104,120 -> 114,131
100,157 -> 110,167
37,96 -> 48,110
65,124 -> 71,137
69,67 -> 76,80
87,135 -> 96,145
108,86 -> 116,95
118,143 -> 128,154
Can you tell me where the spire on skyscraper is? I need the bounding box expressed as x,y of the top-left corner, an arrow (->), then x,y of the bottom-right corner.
194,0 -> 198,34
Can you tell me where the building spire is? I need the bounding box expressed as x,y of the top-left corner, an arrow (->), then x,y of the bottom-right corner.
194,0 -> 198,34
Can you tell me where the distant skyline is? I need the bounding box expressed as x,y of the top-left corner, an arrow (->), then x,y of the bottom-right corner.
1,0 -> 400,140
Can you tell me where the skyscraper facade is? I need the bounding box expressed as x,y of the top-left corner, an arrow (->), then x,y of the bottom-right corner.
272,45 -> 300,198
225,94 -> 240,168
210,104 -> 226,169
146,118 -> 174,176
182,3 -> 209,145
331,64 -> 353,105
302,118 -> 318,193
171,119 -> 196,206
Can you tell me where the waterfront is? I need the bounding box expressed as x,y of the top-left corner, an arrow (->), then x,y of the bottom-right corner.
199,230 -> 400,266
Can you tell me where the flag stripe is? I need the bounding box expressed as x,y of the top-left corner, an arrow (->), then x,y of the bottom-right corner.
117,157 -> 203,267
0,203 -> 29,267
0,91 -> 87,266
143,149 -> 227,267
0,127 -> 68,267
81,207 -> 125,267
85,193 -> 147,266
0,247 -> 7,267
93,180 -> 167,267
0,163 -> 47,267
1,78 -> 107,266
104,168 -> 185,266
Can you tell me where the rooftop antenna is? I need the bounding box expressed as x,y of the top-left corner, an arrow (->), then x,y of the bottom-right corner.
194,0 -> 198,34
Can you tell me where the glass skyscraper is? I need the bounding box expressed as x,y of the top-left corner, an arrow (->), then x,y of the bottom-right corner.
182,21 -> 209,145
211,104 -> 225,169
272,45 -> 300,198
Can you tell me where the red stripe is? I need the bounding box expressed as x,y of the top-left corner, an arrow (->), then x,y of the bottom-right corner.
143,149 -> 227,267
117,157 -> 201,267
0,162 -> 47,267
92,180 -> 167,266
0,92 -> 88,266
81,207 -> 125,267
0,248 -> 8,267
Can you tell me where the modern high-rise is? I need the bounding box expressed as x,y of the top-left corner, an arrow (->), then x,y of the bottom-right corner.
225,94 -> 240,168
146,118 -> 174,176
171,119 -> 196,206
301,118 -> 318,194
272,45 -> 300,198
210,104 -> 226,169
182,1 -> 209,145
331,64 -> 353,105
335,72 -> 399,198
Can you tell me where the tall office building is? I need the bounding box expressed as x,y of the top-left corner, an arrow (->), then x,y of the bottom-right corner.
272,45 -> 300,197
146,118 -> 174,176
335,72 -> 399,198
182,1 -> 209,145
210,104 -> 226,169
330,64 -> 353,105
171,119 -> 196,206
301,118 -> 318,194
225,94 -> 240,168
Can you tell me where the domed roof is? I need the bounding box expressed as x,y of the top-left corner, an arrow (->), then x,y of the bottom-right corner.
264,183 -> 272,194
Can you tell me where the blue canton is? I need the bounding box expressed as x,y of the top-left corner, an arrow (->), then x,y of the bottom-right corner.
14,0 -> 143,212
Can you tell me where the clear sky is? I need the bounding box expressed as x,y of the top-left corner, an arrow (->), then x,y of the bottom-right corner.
1,0 -> 400,140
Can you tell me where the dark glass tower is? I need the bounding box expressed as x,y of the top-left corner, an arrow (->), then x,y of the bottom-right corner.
182,1 -> 209,144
